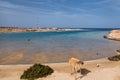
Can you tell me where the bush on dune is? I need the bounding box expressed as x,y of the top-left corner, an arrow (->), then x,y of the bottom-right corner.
108,55 -> 120,61
20,64 -> 54,80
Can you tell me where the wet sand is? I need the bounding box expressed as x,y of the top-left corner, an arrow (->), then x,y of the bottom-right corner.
0,49 -> 117,64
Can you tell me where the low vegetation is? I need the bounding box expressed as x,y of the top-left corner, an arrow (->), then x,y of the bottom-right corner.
20,64 -> 54,80
108,55 -> 120,61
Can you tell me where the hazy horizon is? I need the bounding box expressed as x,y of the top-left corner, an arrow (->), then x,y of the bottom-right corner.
0,26 -> 120,29
0,0 -> 120,28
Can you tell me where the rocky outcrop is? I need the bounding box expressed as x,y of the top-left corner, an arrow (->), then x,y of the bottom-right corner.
116,50 -> 120,55
104,30 -> 120,41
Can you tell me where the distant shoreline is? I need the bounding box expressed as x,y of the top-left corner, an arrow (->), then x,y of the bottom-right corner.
1,27 -> 120,33
0,27 -> 82,33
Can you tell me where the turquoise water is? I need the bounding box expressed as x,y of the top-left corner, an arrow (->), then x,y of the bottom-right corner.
0,29 -> 120,64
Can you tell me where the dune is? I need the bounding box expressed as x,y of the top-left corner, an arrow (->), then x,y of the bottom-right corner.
0,58 -> 120,80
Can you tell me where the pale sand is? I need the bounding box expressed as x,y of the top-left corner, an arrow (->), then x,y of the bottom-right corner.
0,58 -> 120,80
105,30 -> 120,41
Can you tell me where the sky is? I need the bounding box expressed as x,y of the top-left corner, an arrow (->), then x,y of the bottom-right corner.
0,0 -> 120,28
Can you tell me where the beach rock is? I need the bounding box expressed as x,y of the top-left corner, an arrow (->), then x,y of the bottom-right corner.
116,50 -> 120,55
116,50 -> 120,53
104,30 -> 120,41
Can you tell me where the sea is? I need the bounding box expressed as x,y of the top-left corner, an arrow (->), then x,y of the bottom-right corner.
0,28 -> 120,64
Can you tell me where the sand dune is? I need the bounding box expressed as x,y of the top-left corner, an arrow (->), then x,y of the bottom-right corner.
0,58 -> 120,80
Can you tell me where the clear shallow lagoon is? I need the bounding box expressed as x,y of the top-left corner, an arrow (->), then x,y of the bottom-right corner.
0,28 -> 120,64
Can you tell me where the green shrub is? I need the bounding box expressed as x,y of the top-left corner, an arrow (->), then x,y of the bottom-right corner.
108,55 -> 120,61
20,64 -> 54,80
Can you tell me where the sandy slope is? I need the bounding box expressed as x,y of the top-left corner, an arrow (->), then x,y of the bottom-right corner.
105,30 -> 120,41
0,58 -> 120,80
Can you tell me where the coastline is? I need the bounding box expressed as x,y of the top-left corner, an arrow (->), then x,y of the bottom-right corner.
104,30 -> 120,41
0,29 -> 120,80
0,58 -> 120,80
0,27 -> 82,33
0,29 -> 120,64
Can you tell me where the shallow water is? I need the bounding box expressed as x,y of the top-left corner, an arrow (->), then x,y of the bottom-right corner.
0,28 -> 120,64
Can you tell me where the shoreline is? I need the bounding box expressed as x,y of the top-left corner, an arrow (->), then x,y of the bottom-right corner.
0,27 -> 82,33
0,50 -> 116,65
0,27 -> 120,33
104,30 -> 120,41
0,57 -> 107,66
0,42 -> 118,65
0,29 -> 83,34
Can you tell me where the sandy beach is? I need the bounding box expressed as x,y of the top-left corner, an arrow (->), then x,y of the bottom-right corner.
1,0 -> 120,79
0,58 -> 120,80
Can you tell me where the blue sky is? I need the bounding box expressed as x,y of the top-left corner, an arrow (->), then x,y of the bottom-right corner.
0,0 -> 120,28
